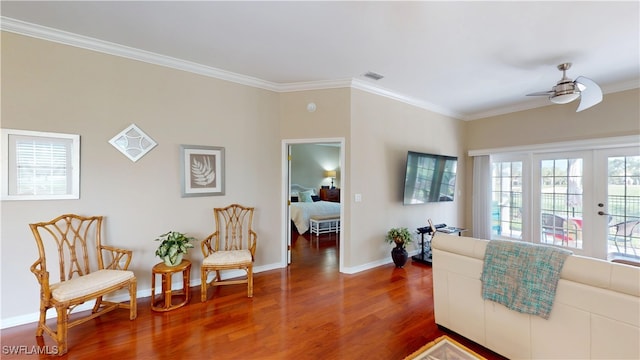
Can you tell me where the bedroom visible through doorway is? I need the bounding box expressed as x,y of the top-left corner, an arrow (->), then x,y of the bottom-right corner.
283,138 -> 345,272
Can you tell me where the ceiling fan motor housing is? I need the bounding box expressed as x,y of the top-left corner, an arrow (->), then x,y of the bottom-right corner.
550,63 -> 580,103
550,81 -> 580,104
553,80 -> 578,96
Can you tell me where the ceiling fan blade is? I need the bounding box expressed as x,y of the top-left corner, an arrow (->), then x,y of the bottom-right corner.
575,76 -> 603,112
526,90 -> 554,97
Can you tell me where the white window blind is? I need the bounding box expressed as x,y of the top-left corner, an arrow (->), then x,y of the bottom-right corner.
15,136 -> 72,195
2,129 -> 80,200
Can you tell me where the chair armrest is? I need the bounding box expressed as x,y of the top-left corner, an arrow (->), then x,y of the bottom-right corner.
30,258 -> 51,300
249,230 -> 257,259
201,232 -> 218,257
100,245 -> 133,270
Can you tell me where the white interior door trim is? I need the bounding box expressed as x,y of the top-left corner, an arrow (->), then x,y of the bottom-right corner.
281,137 -> 346,273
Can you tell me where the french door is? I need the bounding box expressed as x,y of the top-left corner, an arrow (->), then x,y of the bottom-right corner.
595,147 -> 640,259
491,142 -> 639,260
532,147 -> 640,259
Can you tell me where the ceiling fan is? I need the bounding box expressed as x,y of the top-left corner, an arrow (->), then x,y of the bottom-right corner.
527,63 -> 603,112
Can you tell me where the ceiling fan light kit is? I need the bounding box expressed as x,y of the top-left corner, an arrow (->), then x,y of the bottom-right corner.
527,62 -> 603,112
550,93 -> 580,104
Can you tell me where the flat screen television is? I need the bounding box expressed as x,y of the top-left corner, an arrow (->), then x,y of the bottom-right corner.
402,151 -> 458,205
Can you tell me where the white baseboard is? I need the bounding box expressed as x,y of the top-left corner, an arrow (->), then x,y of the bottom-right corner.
0,262 -> 285,330
342,249 -> 419,274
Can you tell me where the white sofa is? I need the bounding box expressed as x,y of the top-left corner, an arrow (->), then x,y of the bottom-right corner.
431,235 -> 640,360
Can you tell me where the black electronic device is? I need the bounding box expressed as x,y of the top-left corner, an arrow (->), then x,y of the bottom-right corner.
417,226 -> 430,234
417,223 -> 446,234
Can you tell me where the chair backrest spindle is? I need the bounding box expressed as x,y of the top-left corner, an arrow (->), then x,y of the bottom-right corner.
30,214 -> 103,282
214,204 -> 255,252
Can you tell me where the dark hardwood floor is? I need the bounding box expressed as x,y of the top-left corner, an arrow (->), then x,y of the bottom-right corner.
1,231 -> 507,359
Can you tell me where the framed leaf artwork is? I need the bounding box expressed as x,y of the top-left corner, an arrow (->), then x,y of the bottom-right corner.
180,145 -> 225,197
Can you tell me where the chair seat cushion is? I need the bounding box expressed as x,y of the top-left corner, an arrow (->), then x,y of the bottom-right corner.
203,250 -> 252,266
51,269 -> 135,302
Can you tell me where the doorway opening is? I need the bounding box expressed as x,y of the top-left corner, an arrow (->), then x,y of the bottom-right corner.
282,138 -> 345,272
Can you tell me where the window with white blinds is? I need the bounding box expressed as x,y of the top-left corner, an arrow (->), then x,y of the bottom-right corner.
2,129 -> 79,200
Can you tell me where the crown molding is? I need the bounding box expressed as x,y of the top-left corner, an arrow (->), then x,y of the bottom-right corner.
0,17 -> 281,92
463,80 -> 640,121
462,101 -> 550,121
0,17 -> 351,95
7,16 -> 633,122
603,79 -> 640,94
276,79 -> 352,92
1,16 -> 463,119
350,79 -> 462,119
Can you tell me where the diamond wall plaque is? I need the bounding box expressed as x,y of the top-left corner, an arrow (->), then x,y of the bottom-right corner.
108,124 -> 157,162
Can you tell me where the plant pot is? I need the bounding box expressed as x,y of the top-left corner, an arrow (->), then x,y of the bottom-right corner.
391,244 -> 408,268
163,253 -> 183,267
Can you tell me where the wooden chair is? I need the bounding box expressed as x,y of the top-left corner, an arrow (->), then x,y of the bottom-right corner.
29,214 -> 137,355
201,204 -> 257,301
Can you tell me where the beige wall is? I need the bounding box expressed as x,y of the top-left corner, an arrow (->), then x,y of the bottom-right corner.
279,89 -> 352,263
280,88 -> 467,270
465,88 -> 640,151
349,89 -> 466,268
279,88 -> 351,140
1,32 -> 283,323
290,144 -> 340,190
462,88 -> 640,234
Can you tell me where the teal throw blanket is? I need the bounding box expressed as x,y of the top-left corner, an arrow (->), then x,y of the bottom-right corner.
481,240 -> 572,319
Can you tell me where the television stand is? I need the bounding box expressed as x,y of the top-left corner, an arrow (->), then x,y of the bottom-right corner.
412,227 -> 435,265
412,222 -> 451,265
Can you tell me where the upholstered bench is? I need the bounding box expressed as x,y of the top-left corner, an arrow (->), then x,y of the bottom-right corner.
309,215 -> 340,236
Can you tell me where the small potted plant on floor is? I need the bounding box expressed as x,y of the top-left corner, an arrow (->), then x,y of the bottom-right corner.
385,227 -> 414,268
154,231 -> 196,266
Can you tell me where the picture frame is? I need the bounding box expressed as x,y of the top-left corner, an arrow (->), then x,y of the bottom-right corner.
180,145 -> 225,197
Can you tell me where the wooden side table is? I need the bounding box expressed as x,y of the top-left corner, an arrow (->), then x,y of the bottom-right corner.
151,259 -> 191,312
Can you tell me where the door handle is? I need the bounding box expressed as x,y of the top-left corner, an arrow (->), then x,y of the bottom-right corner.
598,211 -> 609,216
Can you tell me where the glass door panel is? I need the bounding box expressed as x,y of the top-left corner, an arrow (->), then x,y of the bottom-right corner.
491,160 -> 523,239
538,157 -> 584,250
605,154 -> 640,258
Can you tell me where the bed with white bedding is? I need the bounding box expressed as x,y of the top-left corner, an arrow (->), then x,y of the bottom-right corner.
290,184 -> 341,234
290,200 -> 341,234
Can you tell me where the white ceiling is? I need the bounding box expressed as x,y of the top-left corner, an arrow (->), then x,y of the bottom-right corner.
2,1 -> 639,120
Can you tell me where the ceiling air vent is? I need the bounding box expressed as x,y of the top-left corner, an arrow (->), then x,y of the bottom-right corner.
364,71 -> 384,81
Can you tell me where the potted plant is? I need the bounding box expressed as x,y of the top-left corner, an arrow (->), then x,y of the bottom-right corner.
154,231 -> 196,266
385,227 -> 414,268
